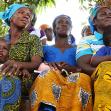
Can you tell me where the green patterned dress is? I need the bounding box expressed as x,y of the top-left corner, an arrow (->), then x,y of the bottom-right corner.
0,30 -> 43,111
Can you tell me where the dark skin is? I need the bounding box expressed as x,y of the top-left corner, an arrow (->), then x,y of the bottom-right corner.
1,7 -> 42,76
91,56 -> 111,67
46,16 -> 81,74
77,7 -> 111,76
77,55 -> 95,76
45,28 -> 53,41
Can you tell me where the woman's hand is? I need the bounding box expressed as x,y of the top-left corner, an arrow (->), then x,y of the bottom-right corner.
45,62 -> 70,71
45,61 -> 81,73
1,60 -> 23,76
20,69 -> 31,79
45,62 -> 66,70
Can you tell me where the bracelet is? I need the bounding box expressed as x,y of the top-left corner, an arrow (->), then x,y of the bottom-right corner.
61,69 -> 69,76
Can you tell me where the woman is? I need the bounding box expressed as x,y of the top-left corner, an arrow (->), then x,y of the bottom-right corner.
76,5 -> 111,111
90,26 -> 111,110
30,15 -> 92,111
0,3 -> 43,110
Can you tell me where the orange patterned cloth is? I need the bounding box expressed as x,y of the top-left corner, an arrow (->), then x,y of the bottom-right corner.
30,70 -> 93,111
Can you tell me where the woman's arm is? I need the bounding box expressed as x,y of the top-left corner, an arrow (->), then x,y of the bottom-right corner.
1,55 -> 42,75
91,56 -> 111,67
77,55 -> 95,76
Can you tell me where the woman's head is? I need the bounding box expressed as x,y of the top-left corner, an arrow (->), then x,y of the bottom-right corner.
10,7 -> 33,29
89,6 -> 111,34
0,4 -> 33,28
45,28 -> 53,41
81,25 -> 92,37
52,15 -> 72,38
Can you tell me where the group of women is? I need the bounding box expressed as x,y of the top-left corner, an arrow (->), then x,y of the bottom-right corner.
0,1 -> 111,111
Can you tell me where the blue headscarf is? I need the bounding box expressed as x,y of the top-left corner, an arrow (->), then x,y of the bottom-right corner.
0,3 -> 27,26
88,5 -> 100,34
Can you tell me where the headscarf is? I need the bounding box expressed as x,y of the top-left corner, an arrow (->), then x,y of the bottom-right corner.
0,3 -> 27,26
88,5 -> 100,34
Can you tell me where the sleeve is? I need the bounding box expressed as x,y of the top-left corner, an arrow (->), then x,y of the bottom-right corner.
30,35 -> 43,58
93,47 -> 106,56
76,37 -> 93,60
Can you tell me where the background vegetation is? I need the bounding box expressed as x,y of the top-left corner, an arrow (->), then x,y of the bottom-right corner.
0,0 -> 105,36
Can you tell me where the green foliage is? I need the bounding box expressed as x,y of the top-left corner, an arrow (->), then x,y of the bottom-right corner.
79,0 -> 104,4
0,0 -> 56,36
0,0 -> 106,36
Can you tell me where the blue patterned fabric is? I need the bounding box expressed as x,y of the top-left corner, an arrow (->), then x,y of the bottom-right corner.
43,45 -> 77,66
0,75 -> 21,111
0,3 -> 27,26
76,31 -> 104,60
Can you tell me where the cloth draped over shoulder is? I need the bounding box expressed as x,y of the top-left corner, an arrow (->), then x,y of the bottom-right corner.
0,3 -> 27,26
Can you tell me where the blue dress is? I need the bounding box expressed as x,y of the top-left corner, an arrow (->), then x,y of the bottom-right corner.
43,45 -> 77,66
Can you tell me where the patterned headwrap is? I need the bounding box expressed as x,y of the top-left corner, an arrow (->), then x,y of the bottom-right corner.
88,5 -> 100,34
0,3 -> 27,26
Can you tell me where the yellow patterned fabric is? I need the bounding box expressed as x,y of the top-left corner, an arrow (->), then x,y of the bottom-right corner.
30,70 -> 93,111
91,61 -> 111,111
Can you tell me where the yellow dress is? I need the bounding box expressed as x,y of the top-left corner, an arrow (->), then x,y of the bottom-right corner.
92,61 -> 111,111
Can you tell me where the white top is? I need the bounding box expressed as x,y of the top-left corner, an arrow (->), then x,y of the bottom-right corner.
30,29 -> 47,40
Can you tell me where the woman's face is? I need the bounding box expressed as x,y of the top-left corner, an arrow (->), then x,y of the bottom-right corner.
10,7 -> 33,28
94,7 -> 111,29
54,16 -> 72,37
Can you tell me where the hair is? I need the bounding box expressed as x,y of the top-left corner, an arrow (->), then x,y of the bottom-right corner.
103,26 -> 111,46
52,15 -> 72,36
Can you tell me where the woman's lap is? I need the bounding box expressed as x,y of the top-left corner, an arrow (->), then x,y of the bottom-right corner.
92,61 -> 111,111
0,76 -> 21,111
30,70 -> 92,111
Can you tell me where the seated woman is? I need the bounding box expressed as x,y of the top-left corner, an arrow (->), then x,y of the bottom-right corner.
0,3 -> 43,111
90,26 -> 111,110
30,15 -> 92,111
